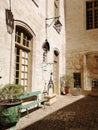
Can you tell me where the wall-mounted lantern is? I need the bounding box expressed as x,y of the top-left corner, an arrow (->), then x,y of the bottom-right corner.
42,16 -> 62,63
42,16 -> 62,52
46,16 -> 62,34
53,19 -> 62,34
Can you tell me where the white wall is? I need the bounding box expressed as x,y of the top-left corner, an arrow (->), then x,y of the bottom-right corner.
0,0 -> 66,94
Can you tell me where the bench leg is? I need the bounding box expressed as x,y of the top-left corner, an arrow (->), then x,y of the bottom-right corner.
26,108 -> 29,118
37,104 -> 39,108
43,102 -> 46,109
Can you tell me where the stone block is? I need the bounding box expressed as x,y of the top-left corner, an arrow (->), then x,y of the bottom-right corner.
44,94 -> 57,105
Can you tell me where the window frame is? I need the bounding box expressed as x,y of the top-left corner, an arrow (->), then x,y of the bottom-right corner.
86,0 -> 98,30
15,26 -> 32,91
73,72 -> 81,88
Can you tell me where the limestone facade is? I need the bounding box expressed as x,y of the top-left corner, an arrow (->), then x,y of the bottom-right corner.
0,0 -> 65,94
65,0 -> 98,91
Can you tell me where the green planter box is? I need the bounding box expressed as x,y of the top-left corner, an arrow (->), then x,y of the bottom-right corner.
0,104 -> 22,128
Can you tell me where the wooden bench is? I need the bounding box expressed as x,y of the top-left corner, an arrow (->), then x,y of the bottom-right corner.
19,91 -> 47,117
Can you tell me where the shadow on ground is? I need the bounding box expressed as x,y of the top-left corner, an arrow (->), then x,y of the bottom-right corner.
21,95 -> 98,130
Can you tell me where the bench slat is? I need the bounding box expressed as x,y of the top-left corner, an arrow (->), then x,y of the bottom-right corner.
19,91 -> 41,100
22,101 -> 37,109
37,98 -> 47,103
19,91 -> 47,117
22,98 -> 47,109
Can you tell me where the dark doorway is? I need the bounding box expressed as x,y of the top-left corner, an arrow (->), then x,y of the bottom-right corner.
73,73 -> 81,88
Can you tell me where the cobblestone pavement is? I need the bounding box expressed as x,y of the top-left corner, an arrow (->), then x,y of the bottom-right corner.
20,95 -> 98,130
2,94 -> 98,130
16,95 -> 98,130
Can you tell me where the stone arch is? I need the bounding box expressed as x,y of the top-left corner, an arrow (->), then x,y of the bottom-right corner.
14,20 -> 35,36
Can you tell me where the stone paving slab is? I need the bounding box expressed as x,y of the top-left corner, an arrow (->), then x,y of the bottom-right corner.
18,95 -> 98,130
16,94 -> 84,130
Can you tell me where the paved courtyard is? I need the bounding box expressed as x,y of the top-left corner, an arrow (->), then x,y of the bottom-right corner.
3,94 -> 98,130
16,94 -> 84,130
17,95 -> 98,130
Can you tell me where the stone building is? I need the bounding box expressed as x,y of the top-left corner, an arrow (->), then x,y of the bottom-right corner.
0,0 -> 98,95
65,0 -> 98,93
0,0 -> 65,94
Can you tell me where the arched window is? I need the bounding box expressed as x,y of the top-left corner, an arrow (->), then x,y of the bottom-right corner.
15,26 -> 32,91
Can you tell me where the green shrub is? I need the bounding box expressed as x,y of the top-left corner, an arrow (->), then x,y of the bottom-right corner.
0,84 -> 25,101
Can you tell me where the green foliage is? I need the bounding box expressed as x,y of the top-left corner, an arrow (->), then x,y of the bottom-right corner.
60,75 -> 74,87
0,84 -> 25,100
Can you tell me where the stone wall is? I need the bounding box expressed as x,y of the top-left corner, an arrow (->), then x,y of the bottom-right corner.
65,0 -> 98,90
0,0 -> 65,94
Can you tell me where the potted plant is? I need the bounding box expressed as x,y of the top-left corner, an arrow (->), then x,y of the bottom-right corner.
60,74 -> 74,95
0,83 -> 24,128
